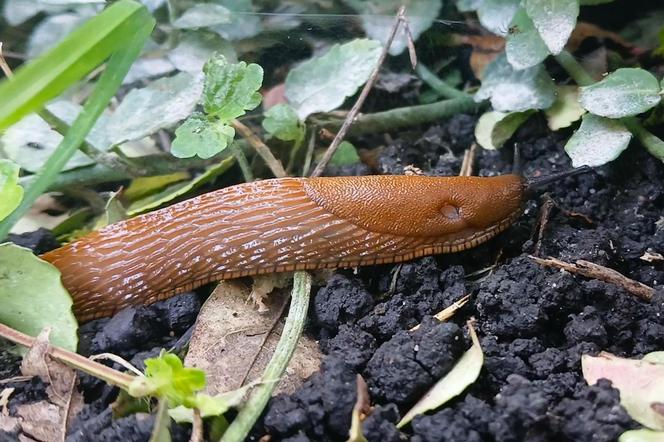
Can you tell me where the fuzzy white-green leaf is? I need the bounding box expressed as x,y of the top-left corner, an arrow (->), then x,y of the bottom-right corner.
476,0 -> 520,36
173,3 -> 230,29
619,429 -> 664,442
579,68 -> 662,118
524,0 -> 579,54
262,104 -> 304,142
475,110 -> 534,150
545,85 -> 586,130
346,0 -> 442,55
171,114 -> 235,159
565,114 -> 631,167
285,39 -> 382,119
505,8 -> 550,70
475,54 -> 556,111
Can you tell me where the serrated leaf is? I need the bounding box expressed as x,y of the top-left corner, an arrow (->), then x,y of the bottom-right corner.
476,0 -> 520,36
398,322 -> 483,427
475,110 -> 534,150
545,85 -> 586,130
619,429 -> 664,442
107,72 -> 203,145
168,31 -> 237,73
524,0 -> 579,54
505,7 -> 550,70
0,160 -> 24,222
475,54 -> 556,111
579,68 -> 662,118
170,113 -> 235,159
202,55 -> 263,120
285,39 -> 382,119
173,3 -> 230,29
565,114 -> 631,167
130,352 -> 206,407
262,104 -> 304,142
583,352 -> 664,431
0,243 -> 78,351
345,0 -> 442,56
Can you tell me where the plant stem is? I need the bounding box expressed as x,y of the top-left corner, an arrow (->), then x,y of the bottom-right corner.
230,142 -> 254,182
554,50 -> 594,87
219,271 -> 312,442
0,323 -> 135,389
320,96 -> 479,136
232,119 -> 286,178
311,6 -> 406,177
0,16 -> 154,241
415,63 -> 470,100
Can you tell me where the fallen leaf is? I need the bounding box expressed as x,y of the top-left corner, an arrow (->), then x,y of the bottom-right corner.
347,375 -> 370,442
398,320 -> 484,427
641,250 -> 664,263
16,401 -> 62,442
185,280 -> 321,397
567,21 -> 633,52
582,352 -> 664,430
450,34 -> 505,79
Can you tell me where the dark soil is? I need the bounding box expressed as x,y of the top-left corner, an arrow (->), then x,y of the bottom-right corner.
2,112 -> 663,441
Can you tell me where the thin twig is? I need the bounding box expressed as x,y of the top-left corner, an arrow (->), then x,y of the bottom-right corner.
410,295 -> 470,331
0,43 -> 13,78
311,6 -> 407,177
529,255 -> 654,301
232,119 -> 287,178
0,323 -> 135,390
459,143 -> 478,177
302,128 -> 317,177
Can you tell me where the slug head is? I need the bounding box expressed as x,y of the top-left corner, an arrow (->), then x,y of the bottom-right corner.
304,175 -> 525,238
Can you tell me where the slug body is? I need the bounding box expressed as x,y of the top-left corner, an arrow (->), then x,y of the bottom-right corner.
41,175 -> 525,321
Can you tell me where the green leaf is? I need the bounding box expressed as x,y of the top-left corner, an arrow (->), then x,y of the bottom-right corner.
0,160 -> 24,222
130,352 -> 206,407
202,55 -> 263,120
564,114 -> 631,167
456,0 -> 483,12
169,387 -> 248,422
619,429 -> 664,442
475,54 -> 556,111
524,0 -> 579,54
330,141 -> 361,166
643,352 -> 664,364
583,352 -> 664,431
0,0 -> 153,130
475,110 -> 534,150
579,68 -> 662,118
107,72 -> 203,145
262,104 -> 304,142
398,322 -> 483,427
545,85 -> 586,130
126,157 -> 234,215
210,0 -> 262,41
476,0 -> 520,36
345,0 -> 442,55
285,39 -> 382,119
505,8 -> 550,70
173,3 -> 230,29
170,114 -> 235,159
167,31 -> 237,73
0,243 -> 78,351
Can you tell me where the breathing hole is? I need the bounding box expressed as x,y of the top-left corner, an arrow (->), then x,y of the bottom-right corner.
440,204 -> 461,220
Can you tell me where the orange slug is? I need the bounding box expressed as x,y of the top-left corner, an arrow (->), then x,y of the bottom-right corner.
41,171 -> 585,322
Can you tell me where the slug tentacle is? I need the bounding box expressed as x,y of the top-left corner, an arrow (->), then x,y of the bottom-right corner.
41,175 -> 525,322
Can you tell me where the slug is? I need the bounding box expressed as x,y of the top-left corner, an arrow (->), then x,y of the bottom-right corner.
41,170 -> 586,322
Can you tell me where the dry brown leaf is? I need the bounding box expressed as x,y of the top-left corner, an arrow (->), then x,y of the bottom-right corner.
567,21 -> 633,53
641,250 -> 664,263
0,388 -> 14,416
0,415 -> 20,433
185,280 -> 322,397
19,328 -> 83,439
451,34 -> 505,79
16,401 -> 62,442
